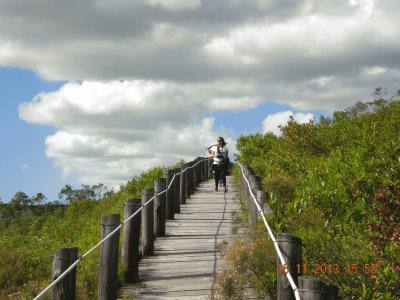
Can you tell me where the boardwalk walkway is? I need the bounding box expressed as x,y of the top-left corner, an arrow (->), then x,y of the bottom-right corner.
120,176 -> 240,299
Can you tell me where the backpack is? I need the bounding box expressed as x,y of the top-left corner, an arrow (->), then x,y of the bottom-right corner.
217,147 -> 230,169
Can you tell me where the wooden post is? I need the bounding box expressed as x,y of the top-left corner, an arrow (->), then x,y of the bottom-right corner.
194,157 -> 202,188
328,283 -> 340,299
242,164 -> 251,202
165,169 -> 175,220
51,247 -> 78,300
206,158 -> 211,179
257,190 -> 269,219
198,157 -> 204,184
277,233 -> 302,300
298,276 -> 329,300
122,199 -> 141,283
186,161 -> 194,196
204,158 -> 208,180
142,188 -> 155,256
248,174 -> 258,229
173,168 -> 181,214
205,158 -> 208,180
200,158 -> 205,182
98,214 -> 120,300
240,164 -> 247,201
248,198 -> 257,229
189,161 -> 195,195
154,178 -> 166,237
183,163 -> 191,199
248,174 -> 258,196
249,190 -> 259,229
180,166 -> 187,205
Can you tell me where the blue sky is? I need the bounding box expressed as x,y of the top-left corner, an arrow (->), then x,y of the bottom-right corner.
0,67 -> 327,202
1,0 -> 398,202
0,68 -> 67,202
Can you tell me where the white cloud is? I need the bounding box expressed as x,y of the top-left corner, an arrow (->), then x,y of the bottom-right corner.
262,111 -> 315,136
146,0 -> 202,11
364,66 -> 387,76
5,0 -> 400,187
19,80 -> 239,188
209,97 -> 263,111
1,0 -> 400,111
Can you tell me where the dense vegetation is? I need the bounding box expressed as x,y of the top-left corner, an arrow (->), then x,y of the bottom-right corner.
2,90 -> 399,299
0,166 -> 171,299
217,92 -> 400,299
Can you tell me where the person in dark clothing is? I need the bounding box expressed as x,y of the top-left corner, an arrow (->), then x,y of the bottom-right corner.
208,137 -> 229,192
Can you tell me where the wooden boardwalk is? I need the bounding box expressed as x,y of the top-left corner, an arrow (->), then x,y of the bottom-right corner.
120,176 -> 240,299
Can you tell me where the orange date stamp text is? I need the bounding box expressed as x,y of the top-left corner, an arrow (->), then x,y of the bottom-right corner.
277,262 -> 381,276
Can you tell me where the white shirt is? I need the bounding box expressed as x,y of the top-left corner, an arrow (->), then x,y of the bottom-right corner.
212,145 -> 228,165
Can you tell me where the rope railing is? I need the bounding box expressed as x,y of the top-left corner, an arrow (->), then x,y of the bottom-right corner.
34,157 -> 212,300
238,162 -> 301,300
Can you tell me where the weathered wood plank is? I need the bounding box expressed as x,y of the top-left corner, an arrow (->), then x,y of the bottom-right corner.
119,176 -> 239,299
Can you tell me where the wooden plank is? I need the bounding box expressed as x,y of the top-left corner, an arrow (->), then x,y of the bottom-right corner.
119,176 -> 239,299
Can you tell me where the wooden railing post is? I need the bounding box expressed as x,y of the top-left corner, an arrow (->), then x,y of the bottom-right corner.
98,214 -> 120,300
242,164 -> 251,202
194,157 -> 202,189
173,168 -> 181,214
122,199 -> 141,283
154,178 -> 166,237
183,162 -> 192,199
142,188 -> 155,256
165,170 -> 174,220
189,161 -> 195,195
277,233 -> 302,300
256,190 -> 267,219
248,174 -> 258,229
180,166 -> 187,205
51,247 -> 78,300
165,169 -> 175,220
200,158 -> 205,182
298,276 -> 330,299
328,283 -> 340,299
205,158 -> 210,180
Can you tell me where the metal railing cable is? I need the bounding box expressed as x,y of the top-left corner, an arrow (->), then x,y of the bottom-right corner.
238,162 -> 301,300
34,157 -> 212,300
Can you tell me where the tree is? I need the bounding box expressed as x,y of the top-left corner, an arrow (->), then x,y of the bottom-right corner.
31,193 -> 47,205
10,191 -> 31,206
58,185 -> 75,204
58,183 -> 112,204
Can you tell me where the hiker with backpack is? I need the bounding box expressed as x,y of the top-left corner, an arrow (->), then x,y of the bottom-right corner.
207,137 -> 229,192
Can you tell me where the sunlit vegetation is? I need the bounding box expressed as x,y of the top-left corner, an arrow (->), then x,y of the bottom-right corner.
216,90 -> 400,299
0,167 -> 164,299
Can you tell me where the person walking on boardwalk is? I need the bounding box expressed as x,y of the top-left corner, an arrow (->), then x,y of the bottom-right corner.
207,136 -> 229,192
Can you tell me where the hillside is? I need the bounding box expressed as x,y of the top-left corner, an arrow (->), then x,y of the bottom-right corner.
224,97 -> 399,299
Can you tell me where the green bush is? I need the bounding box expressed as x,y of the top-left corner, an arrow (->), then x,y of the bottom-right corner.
230,97 -> 400,299
0,166 -> 165,299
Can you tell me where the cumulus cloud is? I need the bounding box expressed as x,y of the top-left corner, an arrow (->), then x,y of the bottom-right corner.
146,0 -> 202,11
262,111 -> 315,136
19,81 -> 237,187
2,0 -> 400,110
5,0 -> 400,187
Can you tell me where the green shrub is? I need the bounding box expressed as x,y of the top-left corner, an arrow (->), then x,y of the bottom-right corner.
231,97 -> 400,299
0,166 -> 165,299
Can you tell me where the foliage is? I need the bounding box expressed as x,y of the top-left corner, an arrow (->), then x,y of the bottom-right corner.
215,232 -> 277,299
229,95 -> 400,299
58,183 -> 114,204
0,166 -> 165,299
